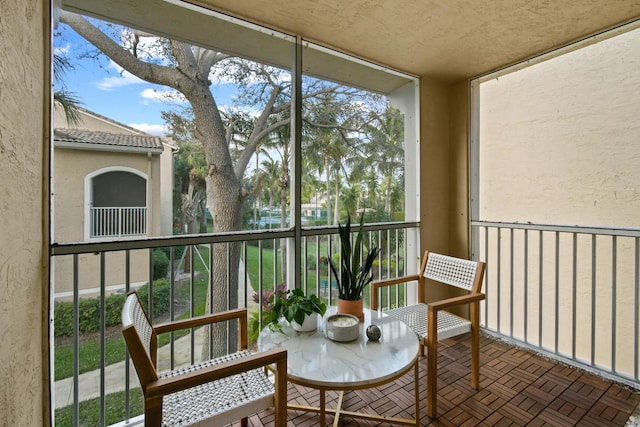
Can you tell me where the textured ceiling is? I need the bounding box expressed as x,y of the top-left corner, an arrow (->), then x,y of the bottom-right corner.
190,0 -> 640,81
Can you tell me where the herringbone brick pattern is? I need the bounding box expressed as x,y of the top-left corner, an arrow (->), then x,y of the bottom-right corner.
244,334 -> 640,426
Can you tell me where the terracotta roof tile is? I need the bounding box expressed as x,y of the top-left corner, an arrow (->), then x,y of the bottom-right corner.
54,129 -> 164,150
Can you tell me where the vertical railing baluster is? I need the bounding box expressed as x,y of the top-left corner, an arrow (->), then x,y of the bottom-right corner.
170,247 -> 176,370
72,254 -> 79,426
226,242 -> 232,355
118,207 -> 122,237
124,250 -> 131,420
635,237 -> 639,381
273,238 -> 278,289
209,243 -> 215,357
148,248 -> 154,324
390,228 -> 395,307
189,244 -> 195,364
328,234 -> 334,303
242,241 -> 248,308
315,235 -> 321,299
259,238 -> 264,298
484,226 -> 489,328
538,230 -> 543,349
395,228 -> 400,308
524,229 -> 529,343
612,236 -> 617,373
497,227 -> 501,332
572,233 -> 577,360
100,252 -> 106,426
555,231 -> 560,353
302,236 -> 308,295
509,228 -> 514,338
591,234 -> 597,367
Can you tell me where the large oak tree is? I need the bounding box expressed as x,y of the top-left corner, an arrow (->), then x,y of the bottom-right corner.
60,11 -> 373,355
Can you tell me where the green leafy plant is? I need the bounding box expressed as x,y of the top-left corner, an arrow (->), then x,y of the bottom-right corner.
266,288 -> 327,330
329,214 -> 381,301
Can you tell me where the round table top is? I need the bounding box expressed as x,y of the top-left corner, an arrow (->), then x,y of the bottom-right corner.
257,307 -> 420,389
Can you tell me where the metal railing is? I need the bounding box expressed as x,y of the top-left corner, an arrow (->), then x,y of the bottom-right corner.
472,220 -> 640,389
90,207 -> 147,238
51,219 -> 640,425
50,221 -> 419,426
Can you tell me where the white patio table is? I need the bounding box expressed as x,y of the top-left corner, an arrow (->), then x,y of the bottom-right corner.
258,307 -> 420,426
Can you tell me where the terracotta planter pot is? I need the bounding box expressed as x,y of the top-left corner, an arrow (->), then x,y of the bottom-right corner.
337,298 -> 364,322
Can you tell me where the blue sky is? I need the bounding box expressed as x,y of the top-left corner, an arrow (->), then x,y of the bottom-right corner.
54,21 -> 235,136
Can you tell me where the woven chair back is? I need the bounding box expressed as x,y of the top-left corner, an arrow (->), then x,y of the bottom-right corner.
423,253 -> 480,292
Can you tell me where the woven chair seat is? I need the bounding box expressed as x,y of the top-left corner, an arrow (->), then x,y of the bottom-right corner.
122,291 -> 287,426
159,350 -> 275,427
371,250 -> 486,418
385,303 -> 471,342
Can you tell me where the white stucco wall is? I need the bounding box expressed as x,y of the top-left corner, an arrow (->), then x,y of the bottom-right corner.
0,1 -> 47,425
479,27 -> 640,227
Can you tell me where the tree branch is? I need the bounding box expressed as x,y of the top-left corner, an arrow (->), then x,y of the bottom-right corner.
60,12 -> 185,90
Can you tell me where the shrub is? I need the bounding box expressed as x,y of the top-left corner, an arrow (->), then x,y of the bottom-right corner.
153,248 -> 169,280
306,255 -> 317,270
136,278 -> 170,318
54,301 -> 74,337
53,279 -> 171,338
157,246 -> 185,265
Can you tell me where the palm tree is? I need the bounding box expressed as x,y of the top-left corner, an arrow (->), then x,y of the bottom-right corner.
53,53 -> 83,125
303,93 -> 352,225
365,106 -> 405,217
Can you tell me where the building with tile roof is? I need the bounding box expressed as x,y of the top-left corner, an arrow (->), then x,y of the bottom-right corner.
52,107 -> 176,298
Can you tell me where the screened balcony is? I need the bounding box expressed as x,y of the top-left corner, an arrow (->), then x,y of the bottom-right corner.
48,1 -> 640,426
50,221 -> 640,426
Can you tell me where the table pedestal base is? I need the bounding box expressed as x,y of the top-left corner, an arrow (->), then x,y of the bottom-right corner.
287,361 -> 419,426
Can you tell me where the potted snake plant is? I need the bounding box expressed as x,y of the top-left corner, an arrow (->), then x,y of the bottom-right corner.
329,214 -> 380,321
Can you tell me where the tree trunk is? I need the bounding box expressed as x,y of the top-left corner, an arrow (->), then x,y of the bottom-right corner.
201,169 -> 244,358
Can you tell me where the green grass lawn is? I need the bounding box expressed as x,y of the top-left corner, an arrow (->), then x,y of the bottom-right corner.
54,334 -> 126,381
55,388 -> 144,426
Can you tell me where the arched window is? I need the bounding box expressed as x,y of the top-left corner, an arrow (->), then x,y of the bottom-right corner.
85,167 -> 148,239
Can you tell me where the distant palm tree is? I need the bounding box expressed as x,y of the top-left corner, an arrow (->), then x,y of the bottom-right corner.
304,123 -> 348,224
53,53 -> 83,125
365,106 -> 404,216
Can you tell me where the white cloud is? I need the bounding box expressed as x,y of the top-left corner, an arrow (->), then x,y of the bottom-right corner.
95,60 -> 145,90
140,88 -> 187,104
54,43 -> 70,56
128,123 -> 167,136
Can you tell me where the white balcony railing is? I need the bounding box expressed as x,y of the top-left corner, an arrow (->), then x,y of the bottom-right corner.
50,222 -> 418,426
50,220 -> 640,426
90,206 -> 147,238
472,221 -> 640,389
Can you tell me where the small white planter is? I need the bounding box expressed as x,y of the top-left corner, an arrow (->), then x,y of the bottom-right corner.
291,312 -> 318,332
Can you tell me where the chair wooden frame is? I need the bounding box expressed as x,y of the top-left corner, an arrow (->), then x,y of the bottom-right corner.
122,291 -> 288,426
371,250 -> 485,418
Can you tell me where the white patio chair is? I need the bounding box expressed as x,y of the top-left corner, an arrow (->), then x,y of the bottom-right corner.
122,291 -> 288,426
371,250 -> 486,418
